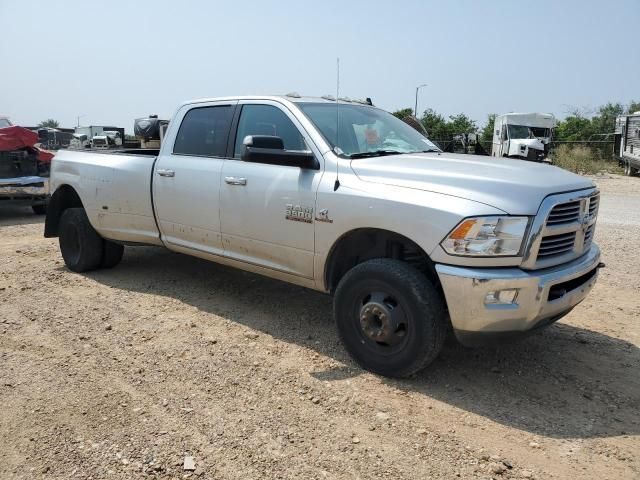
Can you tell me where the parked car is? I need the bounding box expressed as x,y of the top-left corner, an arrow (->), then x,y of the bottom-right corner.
45,95 -> 602,377
0,119 -> 52,214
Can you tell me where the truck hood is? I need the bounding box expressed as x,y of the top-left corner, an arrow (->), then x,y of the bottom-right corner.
349,152 -> 594,214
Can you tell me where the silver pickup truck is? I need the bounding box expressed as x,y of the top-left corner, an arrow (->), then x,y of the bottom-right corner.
44,95 -> 602,377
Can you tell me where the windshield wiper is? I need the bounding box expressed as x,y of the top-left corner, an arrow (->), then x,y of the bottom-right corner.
349,150 -> 405,159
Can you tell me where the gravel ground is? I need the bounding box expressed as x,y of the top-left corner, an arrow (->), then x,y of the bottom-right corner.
1,174 -> 638,479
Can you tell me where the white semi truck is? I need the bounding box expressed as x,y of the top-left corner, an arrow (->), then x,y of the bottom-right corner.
492,113 -> 556,162
45,95 -> 601,377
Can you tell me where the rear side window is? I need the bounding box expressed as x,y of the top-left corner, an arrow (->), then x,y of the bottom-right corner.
173,105 -> 233,157
234,104 -> 306,157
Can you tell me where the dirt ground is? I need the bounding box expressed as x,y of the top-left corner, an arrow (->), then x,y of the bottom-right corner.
1,174 -> 638,480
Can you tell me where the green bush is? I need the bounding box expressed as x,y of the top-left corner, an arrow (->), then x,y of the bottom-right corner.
551,145 -> 622,175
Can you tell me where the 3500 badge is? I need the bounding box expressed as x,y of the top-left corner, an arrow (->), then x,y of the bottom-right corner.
285,204 -> 313,223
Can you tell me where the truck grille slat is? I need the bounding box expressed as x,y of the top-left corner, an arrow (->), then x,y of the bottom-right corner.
538,231 -> 576,258
539,238 -> 575,249
546,201 -> 581,225
584,224 -> 595,245
539,241 -> 575,251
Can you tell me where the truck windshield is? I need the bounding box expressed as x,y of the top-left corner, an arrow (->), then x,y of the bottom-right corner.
507,125 -> 532,139
298,103 -> 441,157
0,119 -> 10,128
530,127 -> 550,138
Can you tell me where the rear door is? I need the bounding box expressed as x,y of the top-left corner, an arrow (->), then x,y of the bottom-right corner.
219,101 -> 323,278
153,101 -> 237,255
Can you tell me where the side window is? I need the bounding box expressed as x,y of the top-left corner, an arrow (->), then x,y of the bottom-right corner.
234,104 -> 306,158
173,105 -> 233,157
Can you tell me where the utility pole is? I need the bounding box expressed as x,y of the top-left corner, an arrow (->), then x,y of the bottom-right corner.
414,84 -> 428,118
76,115 -> 85,127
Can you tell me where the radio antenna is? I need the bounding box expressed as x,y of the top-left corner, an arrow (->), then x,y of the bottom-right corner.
334,57 -> 341,191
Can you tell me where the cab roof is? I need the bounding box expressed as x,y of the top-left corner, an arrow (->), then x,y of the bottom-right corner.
181,94 -> 375,108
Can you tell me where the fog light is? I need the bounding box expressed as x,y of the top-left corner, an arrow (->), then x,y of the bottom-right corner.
485,289 -> 519,305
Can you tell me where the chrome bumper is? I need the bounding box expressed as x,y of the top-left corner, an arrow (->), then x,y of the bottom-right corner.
0,176 -> 49,197
436,244 -> 601,346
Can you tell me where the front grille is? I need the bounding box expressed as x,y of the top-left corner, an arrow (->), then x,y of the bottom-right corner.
584,224 -> 595,246
588,194 -> 599,216
526,148 -> 545,162
537,232 -> 576,259
546,200 -> 581,225
524,189 -> 600,269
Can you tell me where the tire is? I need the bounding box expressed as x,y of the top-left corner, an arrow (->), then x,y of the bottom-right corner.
333,258 -> 447,378
101,239 -> 124,269
32,204 -> 47,215
624,160 -> 631,176
58,208 -> 103,272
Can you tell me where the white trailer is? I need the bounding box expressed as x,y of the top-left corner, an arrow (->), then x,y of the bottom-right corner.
615,112 -> 640,176
492,113 -> 556,162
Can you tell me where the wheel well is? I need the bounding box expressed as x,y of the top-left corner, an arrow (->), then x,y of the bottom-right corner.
324,228 -> 438,293
44,185 -> 84,237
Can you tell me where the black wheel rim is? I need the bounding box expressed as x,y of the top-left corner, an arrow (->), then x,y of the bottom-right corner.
351,285 -> 411,356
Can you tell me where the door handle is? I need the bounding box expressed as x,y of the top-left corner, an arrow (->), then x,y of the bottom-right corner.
225,176 -> 247,186
157,169 -> 175,177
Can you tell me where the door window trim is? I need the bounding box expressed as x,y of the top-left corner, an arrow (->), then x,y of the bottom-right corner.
227,100 -> 323,167
171,103 -> 237,159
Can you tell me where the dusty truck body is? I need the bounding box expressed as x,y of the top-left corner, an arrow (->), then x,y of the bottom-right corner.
45,96 -> 602,377
492,113 -> 556,162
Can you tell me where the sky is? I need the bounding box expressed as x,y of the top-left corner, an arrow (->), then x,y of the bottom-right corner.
1,0 -> 638,132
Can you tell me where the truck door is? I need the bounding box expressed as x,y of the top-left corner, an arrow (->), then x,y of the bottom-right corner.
492,117 -> 501,156
152,101 -> 237,255
501,123 -> 509,157
219,101 -> 323,279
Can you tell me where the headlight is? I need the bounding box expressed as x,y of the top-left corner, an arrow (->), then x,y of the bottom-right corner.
441,216 -> 529,257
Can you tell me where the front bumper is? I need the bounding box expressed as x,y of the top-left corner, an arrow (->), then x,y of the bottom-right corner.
0,176 -> 49,204
436,244 -> 601,346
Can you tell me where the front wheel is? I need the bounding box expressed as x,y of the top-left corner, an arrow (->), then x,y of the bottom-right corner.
333,258 -> 447,378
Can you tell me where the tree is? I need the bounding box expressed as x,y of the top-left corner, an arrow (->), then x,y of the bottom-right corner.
627,100 -> 640,114
448,113 -> 477,135
420,109 -> 449,140
38,119 -> 60,128
554,115 -> 594,141
590,102 -> 624,135
480,114 -> 496,143
392,108 -> 414,120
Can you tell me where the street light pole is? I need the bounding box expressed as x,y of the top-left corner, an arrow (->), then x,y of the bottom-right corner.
414,84 -> 428,118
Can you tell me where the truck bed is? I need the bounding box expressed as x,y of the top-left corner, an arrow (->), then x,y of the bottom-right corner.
50,149 -> 162,245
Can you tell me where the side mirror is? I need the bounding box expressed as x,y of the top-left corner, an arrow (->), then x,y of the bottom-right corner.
241,135 -> 318,170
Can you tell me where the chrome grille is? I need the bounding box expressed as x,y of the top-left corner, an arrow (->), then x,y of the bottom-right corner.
588,194 -> 599,217
584,224 -> 595,246
537,232 -> 577,259
522,189 -> 600,270
546,201 -> 581,225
